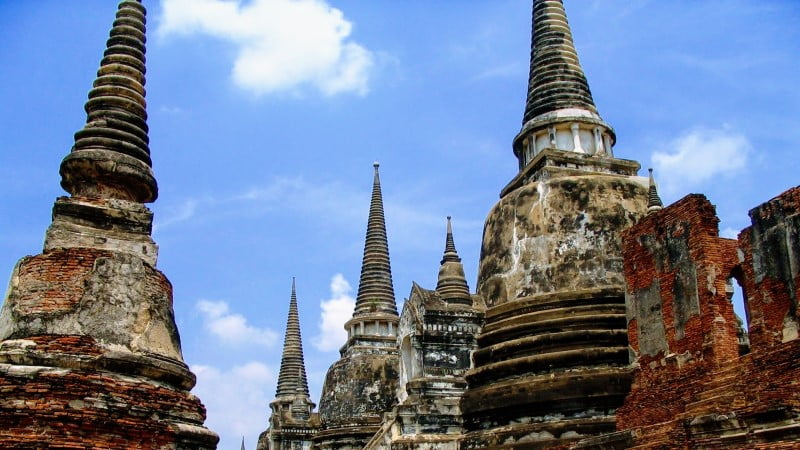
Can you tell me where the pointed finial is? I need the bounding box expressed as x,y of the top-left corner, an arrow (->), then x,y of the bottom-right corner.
352,163 -> 397,318
441,216 -> 460,264
241,436 -> 246,450
436,217 -> 471,305
647,168 -> 664,214
59,0 -> 157,203
275,279 -> 310,399
523,0 -> 597,124
373,161 -> 381,182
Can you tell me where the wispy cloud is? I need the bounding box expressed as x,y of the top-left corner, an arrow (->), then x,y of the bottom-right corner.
236,177 -> 366,226
153,176 -> 482,253
196,300 -> 278,347
313,274 -> 355,352
471,62 -> 525,82
191,362 -> 272,450
153,198 -> 197,232
652,126 -> 751,198
157,0 -> 375,96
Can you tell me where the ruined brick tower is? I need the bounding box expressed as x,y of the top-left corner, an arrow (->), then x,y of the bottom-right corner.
460,0 -> 649,447
314,163 -> 400,449
257,279 -> 319,449
0,1 -> 218,447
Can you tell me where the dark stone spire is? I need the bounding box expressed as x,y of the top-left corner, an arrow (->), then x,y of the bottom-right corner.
441,216 -> 460,264
275,278 -> 310,399
353,162 -> 398,317
0,2 -> 218,447
509,0 -> 625,184
648,168 -> 664,213
317,164 -> 400,449
522,0 -> 597,124
59,0 -> 157,203
436,217 -> 472,305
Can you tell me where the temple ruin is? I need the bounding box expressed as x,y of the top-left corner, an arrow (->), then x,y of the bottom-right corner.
2,0 -> 798,449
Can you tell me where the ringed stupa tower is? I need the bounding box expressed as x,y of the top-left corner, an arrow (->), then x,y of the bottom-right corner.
257,279 -> 319,450
461,0 -> 649,447
0,1 -> 218,447
314,163 -> 400,449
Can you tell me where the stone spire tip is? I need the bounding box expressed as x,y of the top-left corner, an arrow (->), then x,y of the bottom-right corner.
275,279 -> 310,398
353,163 -> 397,318
442,216 -> 459,263
437,217 -> 471,304
59,0 -> 157,203
647,168 -> 664,214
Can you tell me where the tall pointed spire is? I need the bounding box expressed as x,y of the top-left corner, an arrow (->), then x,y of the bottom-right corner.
647,168 -> 664,213
510,0 -> 623,183
436,217 -> 472,305
0,2 -> 218,447
353,162 -> 398,317
317,163 -> 400,448
523,0 -> 597,124
59,0 -> 157,203
275,278 -> 310,398
441,216 -> 460,264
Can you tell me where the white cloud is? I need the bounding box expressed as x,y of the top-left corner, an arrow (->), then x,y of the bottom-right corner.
314,274 -> 355,352
192,362 -> 272,450
196,300 -> 278,347
158,0 -> 374,96
652,126 -> 751,197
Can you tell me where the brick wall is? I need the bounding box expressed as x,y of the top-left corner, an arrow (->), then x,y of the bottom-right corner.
0,362 -> 208,448
614,187 -> 800,447
738,186 -> 800,350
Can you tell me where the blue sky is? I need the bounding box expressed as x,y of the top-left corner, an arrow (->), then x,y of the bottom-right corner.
1,1 -> 799,449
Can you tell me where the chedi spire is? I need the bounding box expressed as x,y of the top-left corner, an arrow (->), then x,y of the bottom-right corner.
523,0 -> 597,123
316,164 -> 400,449
352,162 -> 398,317
512,0 -> 618,178
60,0 -> 157,203
275,278 -> 310,400
0,1 -> 218,447
436,217 -> 471,305
647,168 -> 664,213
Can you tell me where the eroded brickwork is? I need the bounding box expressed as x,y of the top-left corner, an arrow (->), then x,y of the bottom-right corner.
610,188 -> 800,448
0,362 -> 211,449
739,186 -> 800,349
0,1 -> 217,447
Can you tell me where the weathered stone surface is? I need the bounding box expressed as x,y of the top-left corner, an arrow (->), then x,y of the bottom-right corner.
461,170 -> 647,448
319,353 -> 399,427
45,196 -> 158,265
0,249 -> 182,363
478,174 -> 646,308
